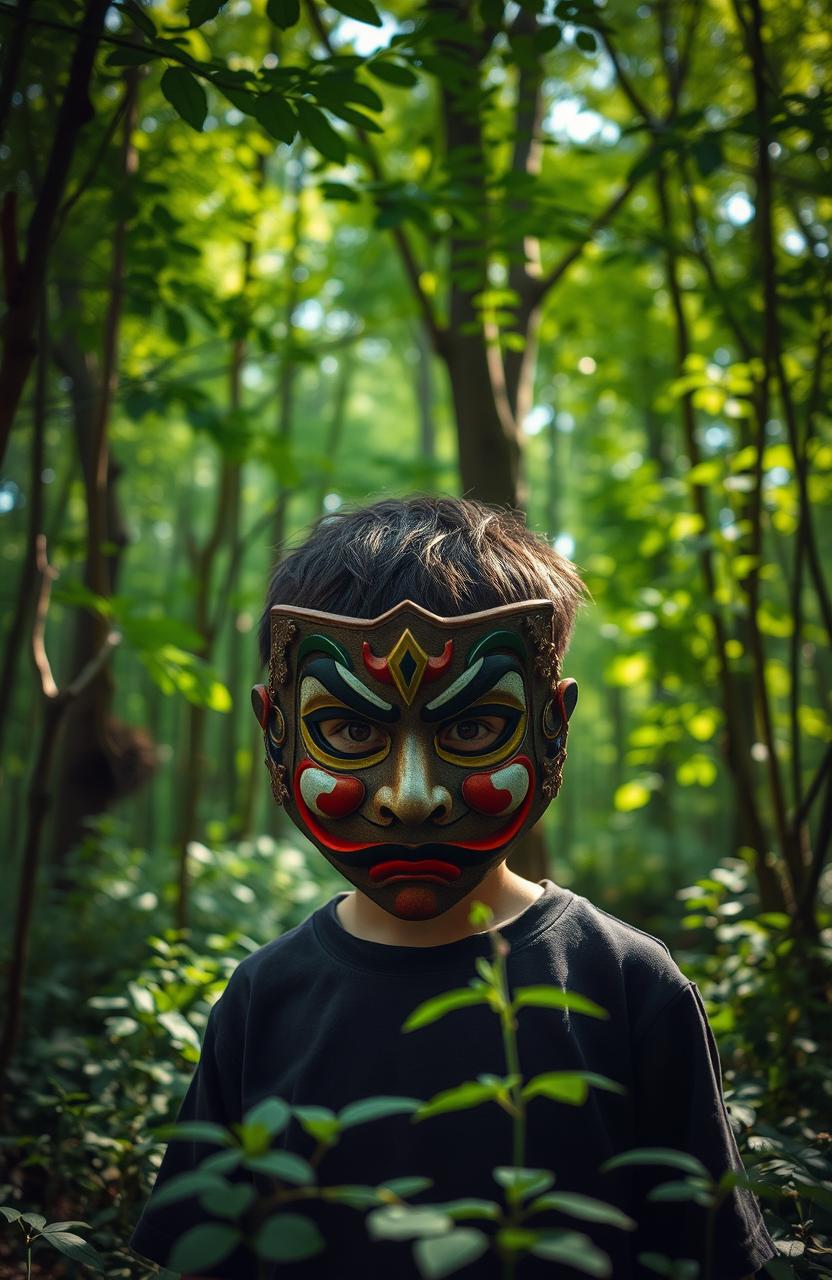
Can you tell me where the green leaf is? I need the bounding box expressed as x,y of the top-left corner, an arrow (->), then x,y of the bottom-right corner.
157,1008 -> 202,1052
627,145 -> 668,183
116,0 -> 156,38
51,579 -> 112,618
531,1230 -> 612,1275
161,67 -> 208,133
493,1167 -> 554,1201
339,1096 -> 421,1128
243,1097 -> 291,1137
105,47 -> 155,66
636,1254 -> 675,1276
328,0 -> 383,25
525,1192 -> 636,1229
37,1232 -> 105,1272
434,1199 -> 501,1221
414,1228 -> 490,1278
151,1121 -> 234,1146
647,1180 -> 714,1205
379,1176 -> 433,1198
322,1185 -> 382,1209
146,1170 -> 231,1210
314,75 -> 383,112
322,101 -> 383,132
367,1206 -> 452,1241
266,0 -> 300,28
693,134 -> 723,177
168,1224 -> 242,1273
513,987 -> 609,1018
403,987 -> 490,1031
244,1150 -> 315,1185
253,1213 -> 325,1262
599,1149 -> 710,1178
188,0 -> 224,26
523,1071 -> 627,1105
218,84 -> 258,114
295,102 -> 347,163
792,1180 -> 832,1210
687,459 -> 723,485
199,1183 -> 257,1219
756,912 -> 791,930
366,60 -> 418,86
320,182 -> 360,202
415,1081 -> 500,1121
0,1208 -> 22,1222
40,1221 -> 92,1233
534,23 -> 562,51
20,1214 -> 47,1230
253,93 -> 297,143
137,644 -> 231,710
200,1149 -> 243,1175
480,0 -> 503,25
293,1105 -> 341,1143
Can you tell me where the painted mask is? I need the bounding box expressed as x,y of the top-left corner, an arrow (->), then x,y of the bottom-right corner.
251,599 -> 578,921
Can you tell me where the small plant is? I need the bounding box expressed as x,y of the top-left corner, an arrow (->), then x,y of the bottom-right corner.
0,1207 -> 105,1275
148,900 -> 633,1280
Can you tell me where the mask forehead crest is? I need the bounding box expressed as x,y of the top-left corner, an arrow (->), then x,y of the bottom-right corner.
362,628 -> 454,707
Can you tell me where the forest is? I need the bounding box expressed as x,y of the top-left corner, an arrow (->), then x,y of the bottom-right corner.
0,0 -> 830,1275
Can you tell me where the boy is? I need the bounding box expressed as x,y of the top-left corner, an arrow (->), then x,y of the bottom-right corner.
129,496 -> 776,1279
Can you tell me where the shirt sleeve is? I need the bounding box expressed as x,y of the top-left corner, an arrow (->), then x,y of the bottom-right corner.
128,995 -> 253,1279
629,981 -> 778,1279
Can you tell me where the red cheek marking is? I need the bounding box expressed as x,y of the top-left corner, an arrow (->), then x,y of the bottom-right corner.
462,773 -> 513,815
317,774 -> 365,818
393,885 -> 440,919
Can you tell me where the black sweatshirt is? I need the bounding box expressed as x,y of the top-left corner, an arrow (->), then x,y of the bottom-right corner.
129,879 -> 777,1279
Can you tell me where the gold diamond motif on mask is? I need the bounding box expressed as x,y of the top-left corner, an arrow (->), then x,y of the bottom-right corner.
387,628 -> 429,706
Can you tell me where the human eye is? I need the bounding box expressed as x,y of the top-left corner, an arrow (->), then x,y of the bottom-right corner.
316,715 -> 389,756
438,714 -> 507,752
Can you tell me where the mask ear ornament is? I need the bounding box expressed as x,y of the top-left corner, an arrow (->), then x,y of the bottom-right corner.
541,678 -> 578,799
251,683 -> 290,806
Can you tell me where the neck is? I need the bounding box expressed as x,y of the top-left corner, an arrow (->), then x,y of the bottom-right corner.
335,860 -> 545,946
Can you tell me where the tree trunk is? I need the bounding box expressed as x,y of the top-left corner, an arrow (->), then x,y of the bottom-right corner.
414,321 -> 435,462
46,80 -> 158,885
0,0 -> 111,462
175,461 -> 237,928
0,285 -> 50,763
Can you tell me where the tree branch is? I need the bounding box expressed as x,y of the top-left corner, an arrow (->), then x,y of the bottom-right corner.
529,167 -> 646,307
303,0 -> 445,355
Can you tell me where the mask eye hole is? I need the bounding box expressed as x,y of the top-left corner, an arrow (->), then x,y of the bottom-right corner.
434,702 -> 526,766
317,716 -> 389,755
301,706 -> 391,769
437,715 -> 507,753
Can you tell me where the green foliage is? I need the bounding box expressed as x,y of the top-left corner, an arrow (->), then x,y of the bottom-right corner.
251,1212 -> 325,1261
1,0 -> 830,1273
161,67 -> 209,132
0,1207 -> 105,1273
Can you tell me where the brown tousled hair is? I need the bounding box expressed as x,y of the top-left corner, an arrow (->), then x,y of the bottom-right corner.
258,496 -> 592,668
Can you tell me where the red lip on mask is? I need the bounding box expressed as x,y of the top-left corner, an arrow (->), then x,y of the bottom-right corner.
369,859 -> 462,884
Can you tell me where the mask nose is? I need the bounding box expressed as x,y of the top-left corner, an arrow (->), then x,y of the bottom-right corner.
369,733 -> 453,826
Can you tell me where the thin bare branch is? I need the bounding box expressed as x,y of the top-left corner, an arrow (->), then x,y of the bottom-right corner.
65,629 -> 122,699
32,535 -> 60,699
530,167 -> 646,307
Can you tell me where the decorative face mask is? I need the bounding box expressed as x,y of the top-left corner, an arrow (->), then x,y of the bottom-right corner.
251,599 -> 578,921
